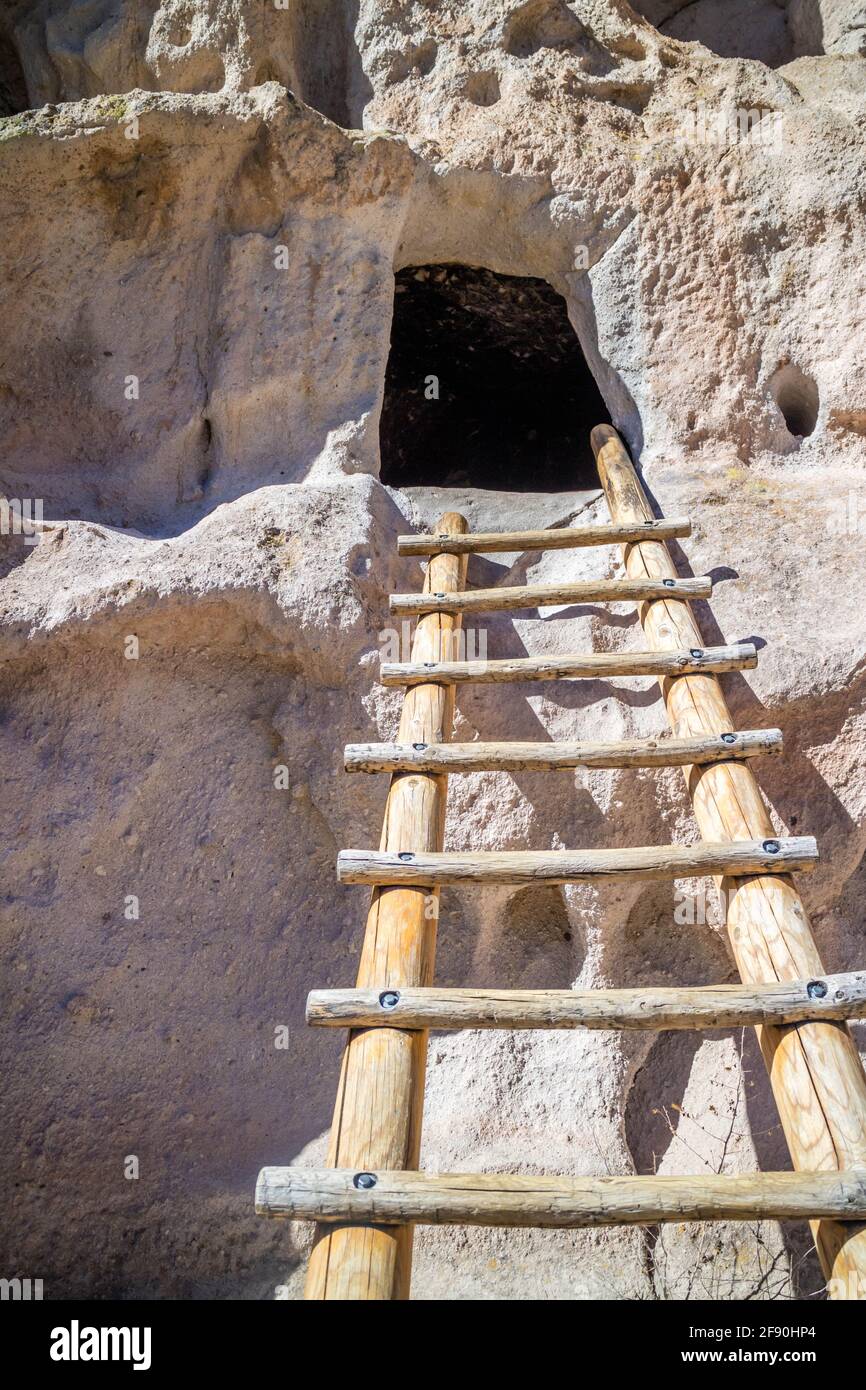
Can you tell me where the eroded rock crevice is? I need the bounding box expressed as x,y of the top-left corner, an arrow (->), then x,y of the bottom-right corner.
632,0 -> 866,66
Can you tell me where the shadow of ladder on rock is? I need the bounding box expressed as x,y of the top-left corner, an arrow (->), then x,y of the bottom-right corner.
256,424 -> 866,1301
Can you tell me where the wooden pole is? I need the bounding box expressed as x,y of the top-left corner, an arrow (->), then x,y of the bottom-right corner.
337,838 -> 818,887
261,1167 -> 866,1229
343,728 -> 783,773
380,643 -> 757,687
304,512 -> 468,1300
305,972 -> 866,1032
389,575 -> 711,615
591,423 -> 866,1296
397,517 -> 691,555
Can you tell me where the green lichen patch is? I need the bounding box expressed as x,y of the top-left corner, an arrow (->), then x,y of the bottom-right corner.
94,95 -> 130,122
0,113 -> 32,142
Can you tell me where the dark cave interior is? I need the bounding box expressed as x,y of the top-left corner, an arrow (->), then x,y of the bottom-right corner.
379,264 -> 610,492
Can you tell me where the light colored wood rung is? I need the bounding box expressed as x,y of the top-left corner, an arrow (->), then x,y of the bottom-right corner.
397,518 -> 692,556
337,836 -> 818,886
389,576 -> 712,616
257,1167 -> 866,1228
306,971 -> 866,1030
380,643 -> 756,686
344,728 -> 783,773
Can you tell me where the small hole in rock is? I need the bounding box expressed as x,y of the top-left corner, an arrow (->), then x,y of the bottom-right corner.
503,0 -> 594,60
769,363 -> 819,438
389,39 -> 437,83
462,71 -> 500,106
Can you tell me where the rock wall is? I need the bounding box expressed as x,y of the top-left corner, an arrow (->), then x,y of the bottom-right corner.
1,1 -> 865,1300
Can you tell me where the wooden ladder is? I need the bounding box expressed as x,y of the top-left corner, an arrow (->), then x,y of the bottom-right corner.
256,425 -> 866,1300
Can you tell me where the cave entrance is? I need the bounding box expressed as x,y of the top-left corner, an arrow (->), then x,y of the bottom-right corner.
379,265 -> 610,493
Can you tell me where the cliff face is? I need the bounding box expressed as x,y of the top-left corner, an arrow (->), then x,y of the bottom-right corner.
1,1 -> 865,1300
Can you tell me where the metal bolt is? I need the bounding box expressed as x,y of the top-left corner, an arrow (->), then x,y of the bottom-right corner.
434,592 -> 445,598
721,733 -> 737,744
353,1172 -> 377,1190
762,839 -> 780,854
663,578 -> 675,588
806,980 -> 828,1000
398,851 -> 415,861
424,662 -> 435,668
412,742 -> 427,751
690,648 -> 703,659
379,990 -> 400,1010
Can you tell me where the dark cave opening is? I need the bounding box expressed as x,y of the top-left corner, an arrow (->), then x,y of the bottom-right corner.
0,29 -> 29,116
379,265 -> 610,492
769,362 -> 819,438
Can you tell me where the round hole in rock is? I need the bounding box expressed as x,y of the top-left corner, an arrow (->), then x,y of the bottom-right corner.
462,70 -> 500,106
768,362 -> 819,438
379,265 -> 610,490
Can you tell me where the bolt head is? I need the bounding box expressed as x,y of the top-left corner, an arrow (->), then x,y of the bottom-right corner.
353,1172 -> 377,1190
762,839 -> 780,853
807,980 -> 828,1000
663,578 -> 675,588
412,742 -> 427,751
398,851 -> 415,861
721,732 -> 737,744
379,990 -> 400,1010
690,648 -> 703,659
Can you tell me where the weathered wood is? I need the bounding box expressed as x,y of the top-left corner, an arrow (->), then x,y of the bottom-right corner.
337,837 -> 818,886
591,422 -> 866,1295
344,728 -> 783,774
390,576 -> 711,616
306,972 -> 866,1031
259,1167 -> 866,1229
397,517 -> 691,556
380,643 -> 757,687
304,512 -> 468,1302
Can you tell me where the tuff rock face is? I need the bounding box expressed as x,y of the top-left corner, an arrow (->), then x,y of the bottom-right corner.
1,0 -> 865,1301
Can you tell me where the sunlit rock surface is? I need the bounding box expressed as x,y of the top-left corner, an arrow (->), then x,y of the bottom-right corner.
1,1 -> 865,1300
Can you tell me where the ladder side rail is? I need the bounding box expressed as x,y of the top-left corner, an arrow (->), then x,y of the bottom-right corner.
304,512 -> 469,1301
591,423 -> 866,1295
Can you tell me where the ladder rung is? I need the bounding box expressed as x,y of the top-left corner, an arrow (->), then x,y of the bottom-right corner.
306,971 -> 866,1030
256,1167 -> 866,1228
397,518 -> 692,556
389,576 -> 712,615
344,728 -> 783,773
336,836 -> 818,886
380,643 -> 756,686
